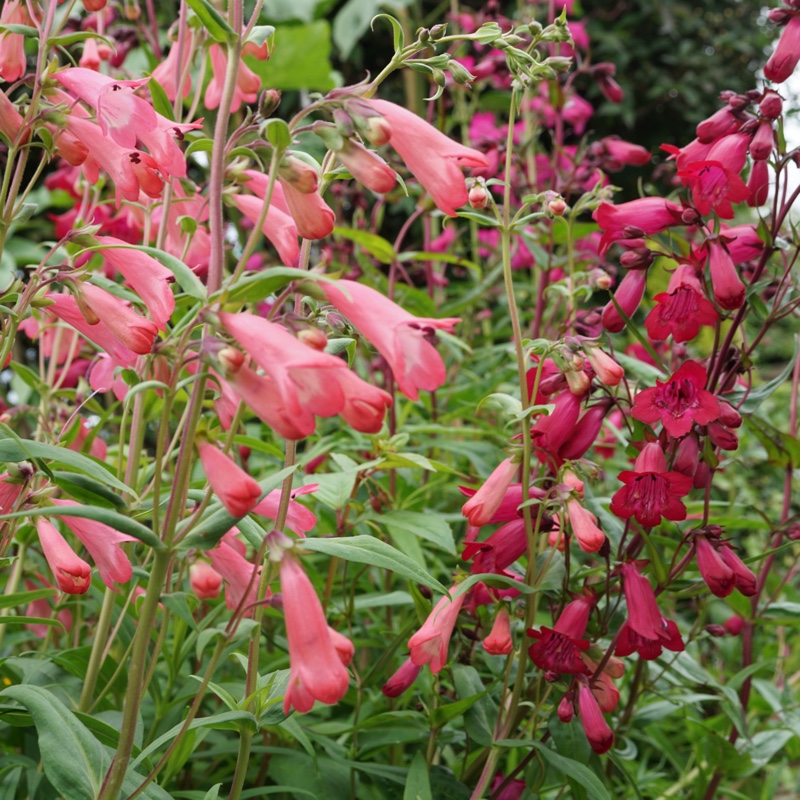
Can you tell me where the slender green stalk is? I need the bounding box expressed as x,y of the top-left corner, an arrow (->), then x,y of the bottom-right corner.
78,588 -> 116,712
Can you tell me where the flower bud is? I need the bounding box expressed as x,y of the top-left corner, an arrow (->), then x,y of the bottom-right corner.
468,182 -> 489,209
705,624 -> 726,637
218,347 -> 245,375
278,154 -> 319,194
723,614 -> 744,636
548,198 -> 567,216
297,328 -> 328,351
759,91 -> 783,119
558,694 -> 574,722
448,59 -> 476,86
258,89 -> 282,118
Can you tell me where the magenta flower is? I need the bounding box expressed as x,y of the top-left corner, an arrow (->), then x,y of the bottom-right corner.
527,626 -> 590,676
695,535 -> 735,597
708,240 -> 745,310
462,458 -> 518,528
408,592 -> 466,673
531,388 -> 584,455
645,264 -> 718,343
198,442 -> 262,518
320,279 -> 460,400
631,360 -> 720,438
619,561 -> 671,642
280,555 -> 350,713
610,443 -> 693,527
718,545 -> 757,596
382,658 -> 422,698
50,499 -> 136,587
465,518 -> 527,576
677,160 -> 749,220
35,519 -> 92,595
482,608 -> 513,656
364,98 -> 490,216
601,268 -> 648,333
615,618 -> 684,660
577,678 -> 614,754
765,14 -> 800,83
0,473 -> 22,514
593,197 -> 683,254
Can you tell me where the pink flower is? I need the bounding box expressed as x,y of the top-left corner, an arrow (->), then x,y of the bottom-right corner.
708,240 -> 745,310
280,555 -> 350,713
531,389 -> 584,456
95,236 -> 175,328
586,347 -> 624,386
0,88 -> 23,143
152,38 -> 194,102
631,360 -> 720,438
619,562 -> 669,641
765,14 -> 800,83
565,499 -> 606,553
577,678 -> 614,754
598,136 -> 651,168
365,98 -> 490,216
696,105 -> 742,143
50,499 -> 136,586
198,442 -> 262,517
35,519 -> 92,594
190,562 -> 222,600
335,139 -> 397,194
382,657 -> 421,697
0,472 -> 22,513
277,178 -> 335,241
718,545 -> 757,596
408,592 -> 466,673
677,160 -> 749,219
80,283 -> 159,355
208,540 -> 260,615
0,0 -> 27,82
558,399 -> 614,461
253,485 -> 317,534
462,458 -> 518,527
319,279 -> 460,401
593,198 -> 683,255
528,626 -> 589,676
695,535 -> 735,597
645,264 -> 718,343
601,268 -> 648,333
748,159 -> 770,207
483,608 -> 513,655
610,443 -> 693,527
205,44 -> 260,111
232,192 -> 299,267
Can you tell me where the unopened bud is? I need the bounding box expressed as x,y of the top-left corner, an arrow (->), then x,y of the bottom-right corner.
705,624 -> 726,638
468,182 -> 489,209
558,695 -> 574,722
218,347 -> 244,375
528,21 -> 543,36
429,23 -> 447,39
361,115 -> 391,147
258,89 -> 282,118
297,328 -> 328,350
278,154 -> 319,194
432,68 -> 447,88
544,56 -> 572,73
592,269 -> 613,290
548,198 -> 567,216
681,208 -> 700,225
759,92 -> 783,119
417,27 -> 430,42
619,247 -> 654,270
723,615 -> 744,636
448,59 -> 476,86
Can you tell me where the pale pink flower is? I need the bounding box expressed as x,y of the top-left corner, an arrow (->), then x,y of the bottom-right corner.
253,485 -> 317,534
205,44 -> 260,111
280,555 -> 350,713
208,540 -> 260,615
0,0 -> 27,82
335,139 -> 397,194
462,458 -> 518,527
50,499 -> 136,586
320,279 -> 460,400
482,608 -> 513,655
277,178 -> 335,240
408,592 -> 466,673
365,98 -> 490,216
190,562 -> 222,600
232,192 -> 300,267
0,88 -> 23,142
152,38 -> 194,101
198,442 -> 262,517
80,283 -> 159,355
36,519 -> 92,594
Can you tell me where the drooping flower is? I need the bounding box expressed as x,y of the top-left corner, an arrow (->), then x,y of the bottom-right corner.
205,44 -> 260,111
631,360 -> 720,438
253,485 -> 317,535
601,268 -> 648,333
79,283 -> 159,355
558,399 -> 614,461
333,138 -> 397,194
49,499 -> 136,587
465,518 -> 528,576
528,595 -> 594,678
610,443 -> 693,527
618,561 -> 669,641
461,458 -> 518,528
151,37 -> 194,102
198,442 -> 262,517
318,279 -> 460,401
363,98 -> 490,216
408,592 -> 466,673
564,497 -> 606,554
531,388 -> 584,457
765,13 -> 800,84
280,555 -> 350,713
593,197 -> 683,254
382,657 -> 422,697
718,544 -> 757,596
614,617 -> 684,660
207,539 -> 260,615
231,192 -> 299,267
694,534 -> 735,597
482,608 -> 513,655
0,0 -> 27,82
577,678 -> 615,754
0,472 -> 22,513
707,240 -> 745,310
35,519 -> 92,595
645,264 -> 718,343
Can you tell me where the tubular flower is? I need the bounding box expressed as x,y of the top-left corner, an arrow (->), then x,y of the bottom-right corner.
694,534 -> 735,597
677,160 -> 749,219
593,197 -> 683,254
465,518 -> 528,576
50,499 -> 136,587
564,499 -> 606,554
462,458 -> 519,528
718,545 -> 757,596
645,264 -> 718,343
615,617 -> 684,660
364,98 -> 490,216
765,14 -> 800,83
280,555 -> 350,713
577,678 -> 613,754
482,608 -> 513,656
619,561 -> 671,642
408,592 -> 466,673
319,279 -> 460,401
708,240 -> 745,310
631,360 -> 720,438
334,138 -> 397,194
79,283 -> 159,355
253,485 -> 318,535
205,43 -> 260,111
601,268 -> 648,333
190,562 -> 223,600
208,540 -> 260,615
231,192 -> 299,267
35,519 -> 92,595
610,443 -> 693,527
528,625 -> 589,677
198,442 -> 262,518
382,658 -> 422,697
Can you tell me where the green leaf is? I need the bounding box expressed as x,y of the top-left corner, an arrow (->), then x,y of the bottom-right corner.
727,334 -> 799,413
51,471 -> 126,509
186,0 -> 235,42
247,22 -> 335,92
223,267 -> 337,304
0,588 -> 54,611
148,77 -> 174,121
452,572 -> 536,598
333,227 -> 397,263
404,752 -> 433,800
263,119 -> 291,153
0,685 -> 107,800
364,510 -> 455,554
47,30 -> 114,48
1,616 -> 66,629
371,13 -> 405,52
497,739 -> 611,800
333,0 -> 381,58
299,535 -> 448,594
127,244 -> 207,300
452,665 -> 497,747
0,426 -> 131,495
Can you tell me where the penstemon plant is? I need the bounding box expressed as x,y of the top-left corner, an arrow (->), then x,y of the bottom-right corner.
0,0 -> 800,797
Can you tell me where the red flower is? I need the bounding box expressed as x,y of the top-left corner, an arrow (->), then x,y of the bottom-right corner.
718,545 -> 757,596
645,264 -> 718,343
631,360 -> 720,438
593,197 -> 683,254
601,268 -> 648,333
618,561 -> 675,643
614,618 -> 684,660
695,534 -> 735,597
527,626 -> 590,676
610,443 -> 693,527
483,608 -> 513,656
708,240 -> 745,310
190,562 -> 223,600
461,458 -> 519,527
765,13 -> 800,84
35,519 -> 92,595
577,678 -> 614,754
408,592 -> 466,673
198,442 -> 262,518
382,657 -> 421,697
677,160 -> 749,219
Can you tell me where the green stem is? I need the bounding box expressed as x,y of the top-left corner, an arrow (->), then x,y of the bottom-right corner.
0,543 -> 25,653
78,587 -> 116,712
